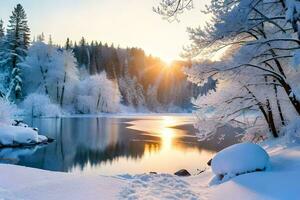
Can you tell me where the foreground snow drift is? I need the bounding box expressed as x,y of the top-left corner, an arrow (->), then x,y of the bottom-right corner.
0,139 -> 300,200
0,125 -> 48,147
0,165 -> 125,200
211,143 -> 269,183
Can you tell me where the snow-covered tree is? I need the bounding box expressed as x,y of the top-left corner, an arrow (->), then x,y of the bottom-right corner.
0,19 -> 7,96
3,4 -> 30,100
21,93 -> 61,117
0,20 -> 4,39
75,72 -> 121,113
0,97 -> 19,125
20,42 -> 79,107
153,0 -> 193,21
119,72 -> 146,109
157,0 -> 300,141
146,84 -> 161,111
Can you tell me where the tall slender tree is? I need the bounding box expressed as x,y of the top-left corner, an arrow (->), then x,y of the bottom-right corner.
0,19 -> 6,96
0,20 -> 4,39
5,4 -> 30,100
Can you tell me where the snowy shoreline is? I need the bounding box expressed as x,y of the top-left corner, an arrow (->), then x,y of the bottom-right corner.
1,138 -> 300,200
0,122 -> 51,148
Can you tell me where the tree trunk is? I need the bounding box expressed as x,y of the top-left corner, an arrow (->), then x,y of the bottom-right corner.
266,98 -> 279,138
273,80 -> 285,126
96,93 -> 101,112
56,81 -> 59,102
39,65 -> 49,95
279,80 -> 300,115
60,72 -> 66,107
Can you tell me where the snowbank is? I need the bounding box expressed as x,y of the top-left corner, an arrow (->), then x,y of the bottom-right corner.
211,143 -> 269,182
0,164 -> 125,200
0,139 -> 300,200
0,125 -> 48,147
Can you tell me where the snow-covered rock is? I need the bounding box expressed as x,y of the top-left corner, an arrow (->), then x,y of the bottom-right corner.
211,143 -> 269,181
0,125 -> 48,146
21,93 -> 61,117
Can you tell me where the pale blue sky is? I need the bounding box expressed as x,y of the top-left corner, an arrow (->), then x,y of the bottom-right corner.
0,0 -> 210,61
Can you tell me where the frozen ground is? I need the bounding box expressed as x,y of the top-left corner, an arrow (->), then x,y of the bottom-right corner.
1,138 -> 300,200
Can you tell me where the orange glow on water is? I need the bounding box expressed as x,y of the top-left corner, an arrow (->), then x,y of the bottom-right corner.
70,115 -> 215,175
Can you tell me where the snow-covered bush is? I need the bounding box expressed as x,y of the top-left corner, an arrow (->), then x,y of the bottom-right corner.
75,73 -> 121,113
283,117 -> 300,144
211,143 -> 269,184
21,93 -> 61,117
20,42 -> 79,106
0,98 -> 19,125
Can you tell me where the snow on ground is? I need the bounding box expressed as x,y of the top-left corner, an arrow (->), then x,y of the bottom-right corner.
0,164 -> 125,200
204,142 -> 300,200
0,97 -> 48,147
119,174 -> 200,200
0,125 -> 48,146
1,139 -> 300,200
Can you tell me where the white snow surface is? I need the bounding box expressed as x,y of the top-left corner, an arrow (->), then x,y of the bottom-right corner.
211,143 -> 269,178
120,174 -> 200,200
1,139 -> 300,200
0,165 -> 125,200
0,125 -> 47,146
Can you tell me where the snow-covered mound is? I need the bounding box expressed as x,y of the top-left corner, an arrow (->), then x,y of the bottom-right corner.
211,143 -> 269,179
0,125 -> 48,147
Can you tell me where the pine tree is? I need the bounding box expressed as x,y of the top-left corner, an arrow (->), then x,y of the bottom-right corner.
0,19 -> 7,96
0,20 -> 4,39
37,32 -> 45,42
65,37 -> 71,50
0,19 -> 5,62
5,4 -> 30,100
48,35 -> 53,45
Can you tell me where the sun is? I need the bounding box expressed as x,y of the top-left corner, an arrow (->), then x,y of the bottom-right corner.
163,57 -> 174,68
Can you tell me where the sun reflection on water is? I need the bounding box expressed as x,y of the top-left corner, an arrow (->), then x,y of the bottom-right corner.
17,115 -> 216,175
160,128 -> 175,150
126,115 -> 194,153
117,115 -> 215,174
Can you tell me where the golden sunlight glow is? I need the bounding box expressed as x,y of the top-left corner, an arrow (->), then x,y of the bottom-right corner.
162,116 -> 177,126
72,116 -> 215,175
160,128 -> 175,150
127,116 -> 181,150
163,58 -> 174,67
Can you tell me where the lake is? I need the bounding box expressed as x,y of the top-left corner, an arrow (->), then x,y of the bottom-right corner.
0,114 -> 240,175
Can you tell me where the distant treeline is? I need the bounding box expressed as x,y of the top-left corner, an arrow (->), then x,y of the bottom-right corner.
64,37 -> 203,111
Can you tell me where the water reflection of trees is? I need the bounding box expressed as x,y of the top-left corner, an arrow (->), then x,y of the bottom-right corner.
1,117 -> 241,172
13,118 -> 165,172
73,141 -> 160,170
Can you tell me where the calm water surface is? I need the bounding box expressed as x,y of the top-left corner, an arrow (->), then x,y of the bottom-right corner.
0,114 -> 238,175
